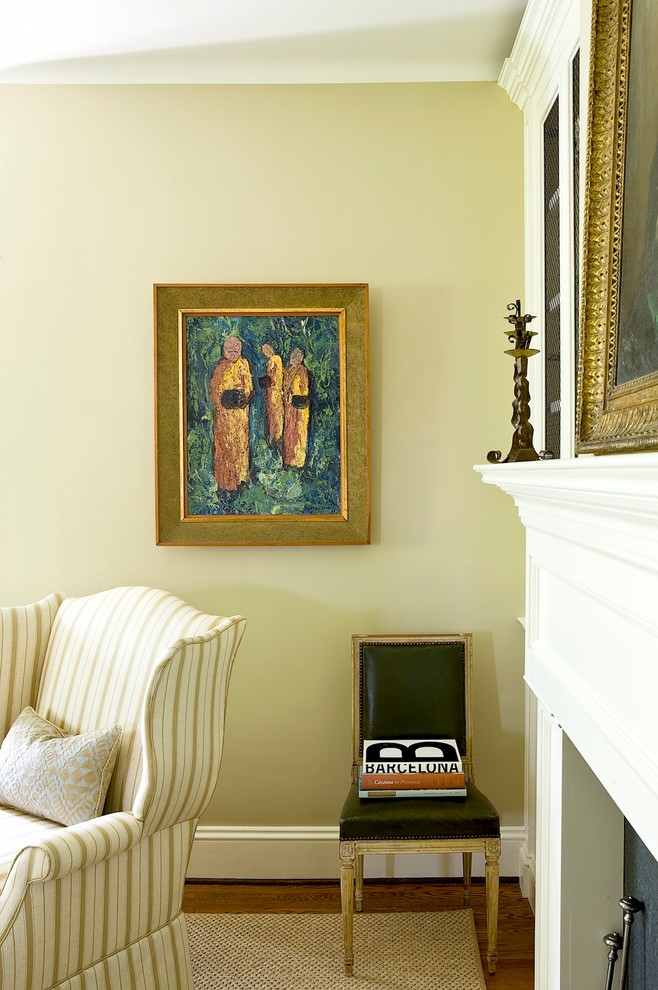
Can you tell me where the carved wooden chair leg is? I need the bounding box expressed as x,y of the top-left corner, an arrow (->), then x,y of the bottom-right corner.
355,852 -> 364,913
339,841 -> 356,976
462,852 -> 472,906
484,838 -> 500,973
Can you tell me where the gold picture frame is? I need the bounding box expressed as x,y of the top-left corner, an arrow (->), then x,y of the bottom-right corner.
154,283 -> 370,545
577,0 -> 658,453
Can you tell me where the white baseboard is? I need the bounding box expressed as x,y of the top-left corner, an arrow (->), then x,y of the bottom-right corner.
187,825 -> 526,881
518,843 -> 536,911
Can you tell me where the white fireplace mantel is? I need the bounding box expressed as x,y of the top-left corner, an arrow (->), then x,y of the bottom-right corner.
475,453 -> 658,864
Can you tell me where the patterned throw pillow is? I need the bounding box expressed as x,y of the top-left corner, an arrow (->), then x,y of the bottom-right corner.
0,707 -> 121,826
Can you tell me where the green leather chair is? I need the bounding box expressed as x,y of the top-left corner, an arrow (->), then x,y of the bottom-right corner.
338,633 -> 500,975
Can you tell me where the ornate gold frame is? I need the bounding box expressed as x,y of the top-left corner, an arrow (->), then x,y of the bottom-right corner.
577,0 -> 658,453
154,283 -> 370,545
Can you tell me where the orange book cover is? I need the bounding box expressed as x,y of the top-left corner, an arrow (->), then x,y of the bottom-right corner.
360,771 -> 466,790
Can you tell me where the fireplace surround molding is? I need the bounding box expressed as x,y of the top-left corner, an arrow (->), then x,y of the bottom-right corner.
475,452 -> 658,864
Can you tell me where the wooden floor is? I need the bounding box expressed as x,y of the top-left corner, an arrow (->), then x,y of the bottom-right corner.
184,879 -> 534,989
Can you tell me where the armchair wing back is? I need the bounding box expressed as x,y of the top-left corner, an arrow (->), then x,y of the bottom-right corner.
35,586 -> 243,832
0,593 -> 63,743
0,586 -> 246,990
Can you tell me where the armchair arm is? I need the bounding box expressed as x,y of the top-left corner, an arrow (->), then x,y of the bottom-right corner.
32,811 -> 143,882
0,812 -> 142,944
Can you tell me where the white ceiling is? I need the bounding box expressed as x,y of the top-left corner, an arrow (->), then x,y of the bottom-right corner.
0,0 -> 529,84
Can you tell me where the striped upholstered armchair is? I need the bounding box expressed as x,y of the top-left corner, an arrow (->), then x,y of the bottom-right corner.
0,586 -> 246,990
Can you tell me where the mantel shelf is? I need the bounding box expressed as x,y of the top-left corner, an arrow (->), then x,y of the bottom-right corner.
475,452 -> 658,499
474,454 -> 658,563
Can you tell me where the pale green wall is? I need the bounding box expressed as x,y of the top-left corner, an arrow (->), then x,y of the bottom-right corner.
0,82 -> 525,826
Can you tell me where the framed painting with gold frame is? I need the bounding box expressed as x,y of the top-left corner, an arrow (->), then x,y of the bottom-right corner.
577,0 -> 658,453
154,283 -> 370,545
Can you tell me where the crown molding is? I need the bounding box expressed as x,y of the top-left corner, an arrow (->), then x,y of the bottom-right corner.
498,0 -> 580,110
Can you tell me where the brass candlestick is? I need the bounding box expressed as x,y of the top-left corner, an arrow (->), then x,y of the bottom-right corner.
487,299 -> 553,464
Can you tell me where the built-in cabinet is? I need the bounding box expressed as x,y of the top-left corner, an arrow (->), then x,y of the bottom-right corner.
497,0 -> 581,915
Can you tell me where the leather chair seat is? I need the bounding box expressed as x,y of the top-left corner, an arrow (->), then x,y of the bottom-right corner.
340,782 -> 500,841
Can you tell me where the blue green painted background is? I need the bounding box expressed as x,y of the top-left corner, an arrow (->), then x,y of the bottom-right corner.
186,314 -> 341,516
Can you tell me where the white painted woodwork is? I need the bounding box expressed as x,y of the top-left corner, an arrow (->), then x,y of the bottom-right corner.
476,454 -> 658,987
187,823 -> 525,879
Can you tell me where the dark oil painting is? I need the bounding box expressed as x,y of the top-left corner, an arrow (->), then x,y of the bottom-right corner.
185,313 -> 342,517
617,0 -> 658,385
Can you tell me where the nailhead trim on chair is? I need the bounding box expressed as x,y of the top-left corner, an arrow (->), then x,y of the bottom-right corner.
346,832 -> 500,841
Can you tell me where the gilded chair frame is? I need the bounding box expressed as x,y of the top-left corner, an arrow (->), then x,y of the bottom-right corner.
338,633 -> 500,976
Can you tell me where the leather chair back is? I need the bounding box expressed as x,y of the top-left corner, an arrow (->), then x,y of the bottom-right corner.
353,635 -> 474,783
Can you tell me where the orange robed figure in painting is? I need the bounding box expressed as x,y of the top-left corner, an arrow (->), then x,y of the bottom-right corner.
210,336 -> 254,491
260,343 -> 284,442
283,347 -> 310,468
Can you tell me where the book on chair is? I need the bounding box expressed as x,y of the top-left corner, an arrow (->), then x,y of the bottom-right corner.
359,738 -> 467,798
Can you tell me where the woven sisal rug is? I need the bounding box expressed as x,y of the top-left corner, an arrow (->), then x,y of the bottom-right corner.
186,910 -> 487,989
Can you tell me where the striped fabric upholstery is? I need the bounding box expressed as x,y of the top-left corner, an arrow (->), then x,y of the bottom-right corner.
133,620 -> 245,835
0,594 -> 63,744
36,587 -> 231,815
0,808 -> 62,893
0,588 -> 246,990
